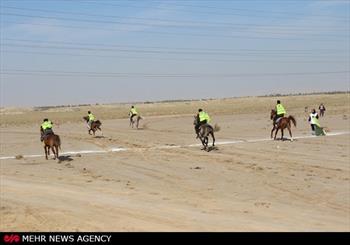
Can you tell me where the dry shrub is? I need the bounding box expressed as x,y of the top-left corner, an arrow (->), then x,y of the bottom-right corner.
15,155 -> 23,160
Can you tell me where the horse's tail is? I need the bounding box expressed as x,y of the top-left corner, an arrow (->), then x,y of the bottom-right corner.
56,135 -> 61,150
288,116 -> 297,127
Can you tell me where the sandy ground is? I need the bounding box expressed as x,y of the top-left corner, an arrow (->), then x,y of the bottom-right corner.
0,94 -> 349,231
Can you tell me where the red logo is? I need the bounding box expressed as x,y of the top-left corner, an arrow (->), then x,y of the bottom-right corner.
3,235 -> 20,243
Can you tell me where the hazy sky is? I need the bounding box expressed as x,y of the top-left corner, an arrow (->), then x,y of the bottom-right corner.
0,0 -> 349,106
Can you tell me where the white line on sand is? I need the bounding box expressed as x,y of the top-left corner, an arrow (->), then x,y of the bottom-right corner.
0,131 -> 349,160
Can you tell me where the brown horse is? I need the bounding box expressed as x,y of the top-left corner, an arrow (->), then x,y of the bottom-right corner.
41,129 -> 61,160
194,116 -> 216,151
83,116 -> 102,136
270,109 -> 297,141
130,115 -> 143,129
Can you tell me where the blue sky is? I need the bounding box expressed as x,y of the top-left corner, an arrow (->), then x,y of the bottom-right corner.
0,0 -> 349,106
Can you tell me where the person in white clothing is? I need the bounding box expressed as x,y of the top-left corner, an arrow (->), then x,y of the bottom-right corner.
308,109 -> 320,134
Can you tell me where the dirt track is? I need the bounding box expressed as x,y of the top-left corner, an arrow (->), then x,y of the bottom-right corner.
0,94 -> 349,231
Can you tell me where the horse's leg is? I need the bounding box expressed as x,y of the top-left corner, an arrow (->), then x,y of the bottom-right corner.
51,146 -> 56,160
288,125 -> 293,141
274,128 -> 279,140
205,137 -> 210,152
44,146 -> 48,160
199,136 -> 206,150
271,126 -> 275,139
281,129 -> 284,140
211,132 -> 216,147
55,145 -> 59,159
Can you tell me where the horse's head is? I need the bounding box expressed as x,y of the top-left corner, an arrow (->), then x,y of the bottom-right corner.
193,116 -> 198,125
83,116 -> 89,122
270,109 -> 277,120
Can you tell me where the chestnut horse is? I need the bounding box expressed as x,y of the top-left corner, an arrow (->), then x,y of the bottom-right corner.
41,128 -> 61,160
270,109 -> 297,141
83,116 -> 102,136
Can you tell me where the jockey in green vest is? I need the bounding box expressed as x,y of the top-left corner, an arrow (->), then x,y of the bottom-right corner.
40,118 -> 54,141
129,106 -> 138,122
275,100 -> 286,123
87,111 -> 95,129
195,109 -> 211,136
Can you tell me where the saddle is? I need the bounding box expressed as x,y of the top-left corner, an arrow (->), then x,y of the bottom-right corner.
275,117 -> 283,125
41,129 -> 54,141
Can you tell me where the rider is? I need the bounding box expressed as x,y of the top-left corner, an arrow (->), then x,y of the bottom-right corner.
40,118 -> 54,142
275,100 -> 286,124
87,111 -> 95,129
195,109 -> 211,136
129,106 -> 138,122
308,109 -> 320,134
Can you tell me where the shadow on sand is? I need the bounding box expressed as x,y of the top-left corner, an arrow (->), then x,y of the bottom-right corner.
58,155 -> 74,162
201,146 -> 219,152
275,138 -> 295,142
94,136 -> 106,139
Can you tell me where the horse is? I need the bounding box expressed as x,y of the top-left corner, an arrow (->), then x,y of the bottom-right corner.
130,114 -> 143,129
83,116 -> 102,136
41,128 -> 61,160
194,116 -> 216,151
270,109 -> 297,141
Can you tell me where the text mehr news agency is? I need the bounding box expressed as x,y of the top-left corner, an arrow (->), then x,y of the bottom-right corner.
22,234 -> 112,243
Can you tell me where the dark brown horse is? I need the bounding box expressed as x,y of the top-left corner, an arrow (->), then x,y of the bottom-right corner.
83,116 -> 102,136
270,109 -> 297,141
41,128 -> 61,160
194,116 -> 216,151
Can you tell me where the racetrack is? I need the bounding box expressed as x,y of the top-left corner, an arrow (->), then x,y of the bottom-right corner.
1,94 -> 349,231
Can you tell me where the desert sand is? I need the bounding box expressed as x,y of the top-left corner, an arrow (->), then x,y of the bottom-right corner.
0,93 -> 349,231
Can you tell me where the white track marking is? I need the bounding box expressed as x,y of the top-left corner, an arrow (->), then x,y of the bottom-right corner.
0,131 -> 349,160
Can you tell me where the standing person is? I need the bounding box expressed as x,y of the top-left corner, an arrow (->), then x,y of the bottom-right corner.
319,103 -> 326,117
308,109 -> 320,134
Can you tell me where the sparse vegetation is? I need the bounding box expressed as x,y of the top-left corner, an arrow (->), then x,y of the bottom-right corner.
1,92 -> 349,127
15,155 -> 23,160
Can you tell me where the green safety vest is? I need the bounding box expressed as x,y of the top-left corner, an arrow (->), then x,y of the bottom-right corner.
310,113 -> 321,127
88,114 -> 95,121
130,108 -> 138,115
199,112 -> 211,123
276,104 -> 286,115
41,121 -> 53,130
